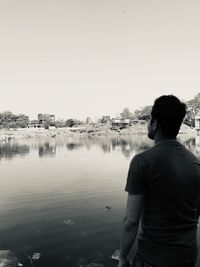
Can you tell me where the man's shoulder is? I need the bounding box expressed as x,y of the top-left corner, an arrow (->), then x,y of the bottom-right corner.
137,140 -> 200,164
131,147 -> 157,168
136,145 -> 159,161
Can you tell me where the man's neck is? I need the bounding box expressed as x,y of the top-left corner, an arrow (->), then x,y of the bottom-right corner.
154,133 -> 177,144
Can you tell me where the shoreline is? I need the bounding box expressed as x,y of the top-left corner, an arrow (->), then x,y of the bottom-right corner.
0,123 -> 197,142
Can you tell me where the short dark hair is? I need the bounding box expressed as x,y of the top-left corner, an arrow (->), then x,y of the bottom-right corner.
151,95 -> 186,137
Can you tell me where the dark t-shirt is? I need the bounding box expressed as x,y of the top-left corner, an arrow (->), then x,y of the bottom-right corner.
125,140 -> 200,267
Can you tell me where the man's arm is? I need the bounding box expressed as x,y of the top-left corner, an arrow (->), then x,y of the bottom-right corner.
119,193 -> 144,266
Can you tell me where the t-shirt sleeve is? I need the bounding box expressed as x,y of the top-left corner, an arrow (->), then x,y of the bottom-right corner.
125,154 -> 148,194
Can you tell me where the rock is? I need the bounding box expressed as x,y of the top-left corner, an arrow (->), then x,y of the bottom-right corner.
0,250 -> 18,267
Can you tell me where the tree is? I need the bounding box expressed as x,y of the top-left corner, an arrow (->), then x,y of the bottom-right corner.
185,93 -> 200,127
120,108 -> 134,119
74,119 -> 82,125
0,111 -> 29,128
44,121 -> 49,129
65,119 -> 76,127
38,113 -> 55,126
133,105 -> 152,120
132,92 -> 200,126
138,105 -> 152,120
15,114 -> 29,128
55,119 -> 66,128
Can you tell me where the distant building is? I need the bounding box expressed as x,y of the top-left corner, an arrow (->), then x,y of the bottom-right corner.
111,117 -> 130,127
27,120 -> 44,129
101,115 -> 111,123
27,114 -> 56,128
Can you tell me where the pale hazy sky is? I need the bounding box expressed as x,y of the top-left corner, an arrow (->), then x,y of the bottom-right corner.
1,0 -> 200,120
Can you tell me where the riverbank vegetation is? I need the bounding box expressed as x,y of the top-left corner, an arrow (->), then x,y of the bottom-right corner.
0,121 -> 196,143
0,93 -> 199,136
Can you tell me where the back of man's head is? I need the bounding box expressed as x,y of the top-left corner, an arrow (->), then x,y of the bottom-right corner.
151,95 -> 186,138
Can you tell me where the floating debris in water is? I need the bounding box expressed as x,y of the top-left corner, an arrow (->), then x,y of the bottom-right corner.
64,219 -> 75,225
32,253 -> 41,260
198,223 -> 200,227
111,249 -> 120,260
87,263 -> 104,267
105,205 -> 112,210
18,263 -> 23,267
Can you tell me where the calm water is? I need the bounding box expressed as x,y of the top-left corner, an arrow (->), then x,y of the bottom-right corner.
0,134 -> 200,267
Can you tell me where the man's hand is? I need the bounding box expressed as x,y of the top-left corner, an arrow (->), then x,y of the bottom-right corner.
119,194 -> 144,263
118,256 -> 132,267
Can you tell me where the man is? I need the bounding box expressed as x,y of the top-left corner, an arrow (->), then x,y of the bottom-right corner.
119,95 -> 200,267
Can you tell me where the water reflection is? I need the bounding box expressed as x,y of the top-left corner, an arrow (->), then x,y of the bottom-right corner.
39,142 -> 56,157
183,137 -> 195,151
195,135 -> 200,156
111,137 -> 153,158
180,135 -> 200,158
0,143 -> 30,160
65,135 -> 154,158
1,134 -> 200,160
63,135 -> 200,159
101,143 -> 111,153
66,142 -> 83,151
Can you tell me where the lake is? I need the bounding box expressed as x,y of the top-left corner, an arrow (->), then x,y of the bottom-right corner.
0,134 -> 199,267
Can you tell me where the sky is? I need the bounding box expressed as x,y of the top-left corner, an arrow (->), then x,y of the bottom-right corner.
0,0 -> 200,121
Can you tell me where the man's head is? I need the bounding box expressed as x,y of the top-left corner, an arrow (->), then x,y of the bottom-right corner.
148,95 -> 187,140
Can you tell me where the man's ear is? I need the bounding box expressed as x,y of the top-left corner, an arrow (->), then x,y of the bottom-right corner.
152,119 -> 157,131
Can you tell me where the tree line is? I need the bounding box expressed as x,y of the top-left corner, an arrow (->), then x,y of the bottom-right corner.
0,111 -> 83,129
120,93 -> 200,127
0,93 -> 199,129
0,111 -> 29,129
